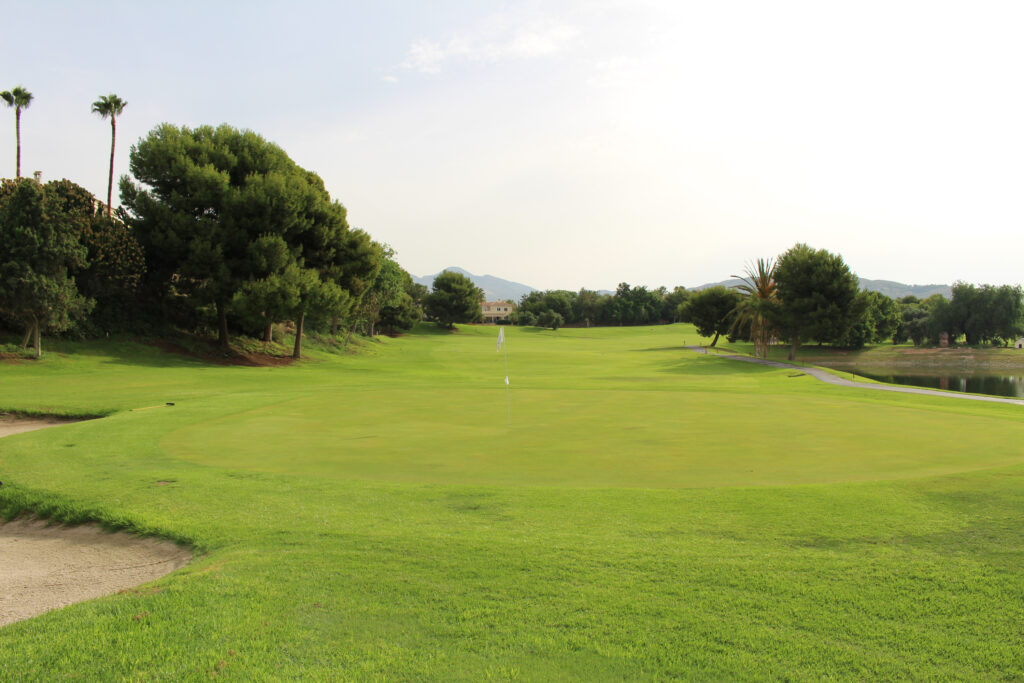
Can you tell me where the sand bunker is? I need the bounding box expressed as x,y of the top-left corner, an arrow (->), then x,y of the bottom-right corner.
0,519 -> 191,627
0,416 -> 192,627
0,414 -> 83,438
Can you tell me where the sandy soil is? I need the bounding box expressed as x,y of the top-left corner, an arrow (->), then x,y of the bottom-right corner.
0,415 -> 82,438
0,417 -> 193,627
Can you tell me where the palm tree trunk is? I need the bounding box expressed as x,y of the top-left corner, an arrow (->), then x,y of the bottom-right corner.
106,117 -> 116,217
15,108 -> 21,178
292,313 -> 305,359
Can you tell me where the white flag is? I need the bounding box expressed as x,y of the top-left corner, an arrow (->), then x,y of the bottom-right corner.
496,326 -> 505,352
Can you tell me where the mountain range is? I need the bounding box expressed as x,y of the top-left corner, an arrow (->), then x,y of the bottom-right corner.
413,268 -> 538,302
414,268 -> 952,303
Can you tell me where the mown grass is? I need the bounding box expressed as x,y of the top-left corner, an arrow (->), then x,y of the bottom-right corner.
1,324 -> 1023,679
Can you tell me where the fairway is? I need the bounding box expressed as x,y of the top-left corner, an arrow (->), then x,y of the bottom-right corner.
2,324 -> 1023,679
164,326 -> 1024,487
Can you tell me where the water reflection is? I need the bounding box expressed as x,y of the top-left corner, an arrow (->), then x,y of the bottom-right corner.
853,371 -> 1024,398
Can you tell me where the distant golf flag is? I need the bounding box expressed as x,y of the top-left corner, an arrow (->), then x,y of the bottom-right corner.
497,326 -> 511,424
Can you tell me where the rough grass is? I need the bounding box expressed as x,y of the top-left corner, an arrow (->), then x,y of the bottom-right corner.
0,324 -> 1022,679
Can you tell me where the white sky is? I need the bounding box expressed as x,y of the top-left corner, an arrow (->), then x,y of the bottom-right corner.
3,1 -> 1022,290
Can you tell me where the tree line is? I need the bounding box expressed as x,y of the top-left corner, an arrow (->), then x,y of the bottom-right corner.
2,86 -> 1020,357
678,244 -> 1024,359
510,284 -> 689,329
508,243 -> 1023,358
0,119 -> 432,357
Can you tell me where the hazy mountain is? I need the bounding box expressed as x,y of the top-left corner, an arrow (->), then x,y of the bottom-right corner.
414,267 -> 537,302
692,277 -> 951,299
416,268 -> 952,303
856,279 -> 951,300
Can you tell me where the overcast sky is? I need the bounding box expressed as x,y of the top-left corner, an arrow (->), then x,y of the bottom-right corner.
3,1 -> 1022,290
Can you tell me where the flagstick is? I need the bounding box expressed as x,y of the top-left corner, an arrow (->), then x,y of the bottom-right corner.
503,332 -> 511,425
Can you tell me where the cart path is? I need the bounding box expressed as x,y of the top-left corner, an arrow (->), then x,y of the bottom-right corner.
685,347 -> 1024,406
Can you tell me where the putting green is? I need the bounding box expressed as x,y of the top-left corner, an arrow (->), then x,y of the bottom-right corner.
163,326 -> 1024,488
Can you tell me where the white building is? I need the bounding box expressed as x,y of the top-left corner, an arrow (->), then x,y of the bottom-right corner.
481,301 -> 515,324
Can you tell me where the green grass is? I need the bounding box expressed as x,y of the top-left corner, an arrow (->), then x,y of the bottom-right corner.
1,324 -> 1023,679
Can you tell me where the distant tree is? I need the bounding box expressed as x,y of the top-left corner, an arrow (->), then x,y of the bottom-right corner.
575,288 -> 606,326
356,245 -> 407,336
843,291 -> 899,349
680,286 -> 741,347
379,270 -> 423,334
945,282 -> 1024,345
0,178 -> 93,356
518,290 -> 576,325
923,294 -> 952,345
606,283 -> 662,325
774,243 -> 861,360
990,285 -> 1024,344
894,303 -> 930,345
1,86 -> 33,178
537,309 -> 564,330
512,309 -> 537,326
661,286 -> 690,323
423,270 -> 483,329
91,94 -> 127,217
730,258 -> 777,357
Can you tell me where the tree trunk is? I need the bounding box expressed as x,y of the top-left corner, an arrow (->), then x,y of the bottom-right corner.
331,316 -> 339,335
15,108 -> 21,179
788,334 -> 800,361
216,301 -> 230,348
264,322 -> 273,343
710,330 -> 720,347
21,324 -> 32,348
32,320 -> 41,359
292,313 -> 305,359
107,117 -> 116,217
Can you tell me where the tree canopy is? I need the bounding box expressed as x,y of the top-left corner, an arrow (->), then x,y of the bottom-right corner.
774,243 -> 861,359
0,178 -> 93,356
1,86 -> 33,178
680,286 -> 740,347
121,123 -> 373,353
424,270 -> 483,329
91,93 -> 127,217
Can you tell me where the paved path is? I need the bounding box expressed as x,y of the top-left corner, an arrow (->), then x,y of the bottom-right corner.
685,346 -> 1024,406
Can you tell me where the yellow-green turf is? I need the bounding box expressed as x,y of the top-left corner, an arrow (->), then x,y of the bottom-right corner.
1,324 -> 1022,679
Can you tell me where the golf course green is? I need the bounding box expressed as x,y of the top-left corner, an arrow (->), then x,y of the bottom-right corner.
1,324 -> 1023,679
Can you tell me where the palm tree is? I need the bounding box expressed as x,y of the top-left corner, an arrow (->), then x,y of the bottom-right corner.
1,86 -> 34,178
730,258 -> 778,358
91,93 -> 127,217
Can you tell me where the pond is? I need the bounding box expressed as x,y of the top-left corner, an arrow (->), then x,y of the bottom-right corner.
852,371 -> 1024,399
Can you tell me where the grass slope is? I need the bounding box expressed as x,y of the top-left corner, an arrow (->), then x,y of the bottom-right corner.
1,325 -> 1022,679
